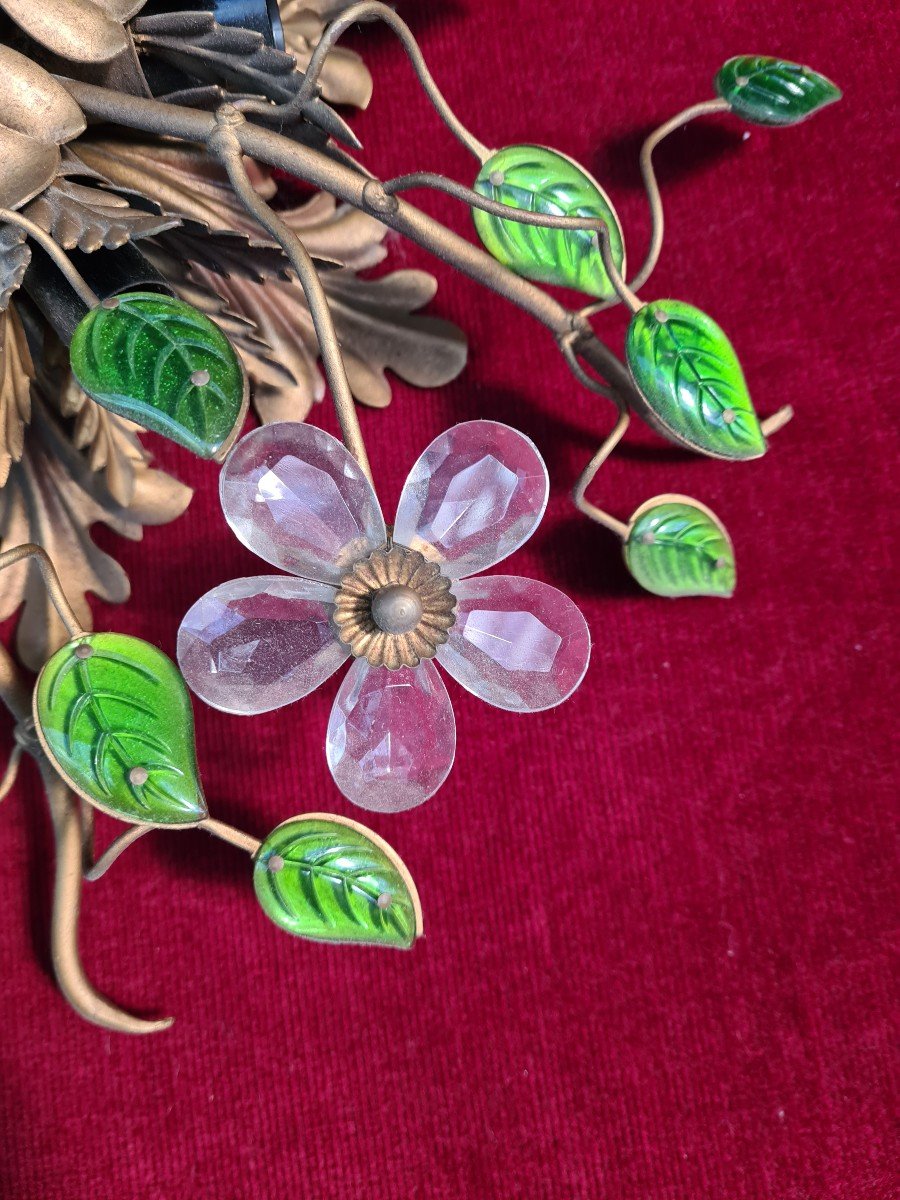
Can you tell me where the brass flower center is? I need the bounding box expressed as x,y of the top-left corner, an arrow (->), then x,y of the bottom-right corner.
333,545 -> 456,670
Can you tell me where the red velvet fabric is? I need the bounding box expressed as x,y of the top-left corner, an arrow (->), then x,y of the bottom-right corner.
0,3 -> 895,1197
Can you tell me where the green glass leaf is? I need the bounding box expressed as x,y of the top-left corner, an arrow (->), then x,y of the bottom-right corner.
473,144 -> 625,299
69,291 -> 247,460
624,498 -> 736,598
34,632 -> 207,825
715,56 -> 841,127
253,816 -> 421,950
625,300 -> 766,460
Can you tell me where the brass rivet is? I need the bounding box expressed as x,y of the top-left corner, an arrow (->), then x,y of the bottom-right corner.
268,855 -> 285,873
74,644 -> 94,659
722,409 -> 736,424
376,892 -> 393,909
128,766 -> 149,786
191,369 -> 211,387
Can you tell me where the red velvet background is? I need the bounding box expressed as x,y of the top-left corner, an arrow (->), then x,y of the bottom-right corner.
0,3 -> 895,1197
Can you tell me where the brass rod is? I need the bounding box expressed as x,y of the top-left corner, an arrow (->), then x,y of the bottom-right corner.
0,208 -> 99,309
761,405 -> 794,437
294,2 -> 491,162
580,98 -> 732,318
572,405 -> 631,540
631,98 -> 732,295
562,337 -> 631,539
0,544 -> 85,639
208,112 -> 374,485
83,824 -> 153,882
201,816 -> 262,857
46,766 -> 174,1033
382,170 -> 642,311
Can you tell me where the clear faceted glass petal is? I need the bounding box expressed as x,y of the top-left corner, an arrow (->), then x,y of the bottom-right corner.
392,420 -> 549,578
177,576 -> 348,714
326,659 -> 456,813
220,422 -> 386,584
436,575 -> 590,711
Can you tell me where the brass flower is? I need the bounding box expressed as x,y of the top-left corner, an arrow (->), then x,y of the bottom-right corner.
333,544 -> 456,670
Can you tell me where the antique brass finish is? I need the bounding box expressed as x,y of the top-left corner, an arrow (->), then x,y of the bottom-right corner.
333,544 -> 456,670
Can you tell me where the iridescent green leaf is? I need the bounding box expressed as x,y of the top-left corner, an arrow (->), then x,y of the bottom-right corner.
715,56 -> 841,126
473,144 -> 625,299
253,816 -> 421,949
625,300 -> 766,460
69,291 -> 247,460
34,632 -> 207,825
624,498 -> 735,598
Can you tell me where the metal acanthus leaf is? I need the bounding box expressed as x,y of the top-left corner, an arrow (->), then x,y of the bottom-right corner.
0,393 -> 191,670
24,178 -> 181,253
279,0 -> 374,109
130,10 -> 359,148
0,0 -> 144,64
0,304 -> 33,486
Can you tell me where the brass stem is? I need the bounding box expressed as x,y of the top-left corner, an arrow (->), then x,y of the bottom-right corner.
83,824 -> 153,882
562,337 -> 631,539
0,543 -> 85,639
208,111 -> 375,485
0,208 -> 99,309
293,1 -> 491,163
201,816 -> 262,857
0,545 -> 169,1033
761,405 -> 794,437
580,98 -> 732,318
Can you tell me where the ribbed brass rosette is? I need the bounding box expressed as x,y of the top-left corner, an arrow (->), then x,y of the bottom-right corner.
333,544 -> 456,669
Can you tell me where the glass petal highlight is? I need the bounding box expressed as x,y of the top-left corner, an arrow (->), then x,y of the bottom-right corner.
326,658 -> 456,812
220,422 -> 386,584
177,575 -> 348,714
436,575 -> 590,711
392,420 -> 549,578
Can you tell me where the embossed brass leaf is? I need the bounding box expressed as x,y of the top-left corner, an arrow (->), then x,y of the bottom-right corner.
279,0 -> 373,109
0,0 -> 144,64
0,46 -> 86,210
0,394 -> 191,670
0,305 -> 33,487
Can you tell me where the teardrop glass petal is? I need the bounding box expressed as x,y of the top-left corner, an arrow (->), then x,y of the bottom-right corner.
326,659 -> 456,813
220,422 -> 386,584
392,420 -> 548,579
436,575 -> 590,711
178,575 -> 349,714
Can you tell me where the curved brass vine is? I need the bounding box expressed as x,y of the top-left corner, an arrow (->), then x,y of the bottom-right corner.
0,545 -> 173,1034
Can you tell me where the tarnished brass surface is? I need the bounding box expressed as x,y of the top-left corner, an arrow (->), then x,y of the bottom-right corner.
334,544 -> 456,670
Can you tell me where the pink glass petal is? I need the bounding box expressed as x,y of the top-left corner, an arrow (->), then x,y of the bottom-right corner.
436,575 -> 590,711
220,422 -> 386,584
177,576 -> 349,714
392,420 -> 549,578
326,659 -> 456,813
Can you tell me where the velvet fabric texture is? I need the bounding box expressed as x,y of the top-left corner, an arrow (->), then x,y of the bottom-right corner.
0,3 -> 894,1197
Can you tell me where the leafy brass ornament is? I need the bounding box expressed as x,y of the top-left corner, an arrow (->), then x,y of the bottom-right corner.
0,0 -> 841,1032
